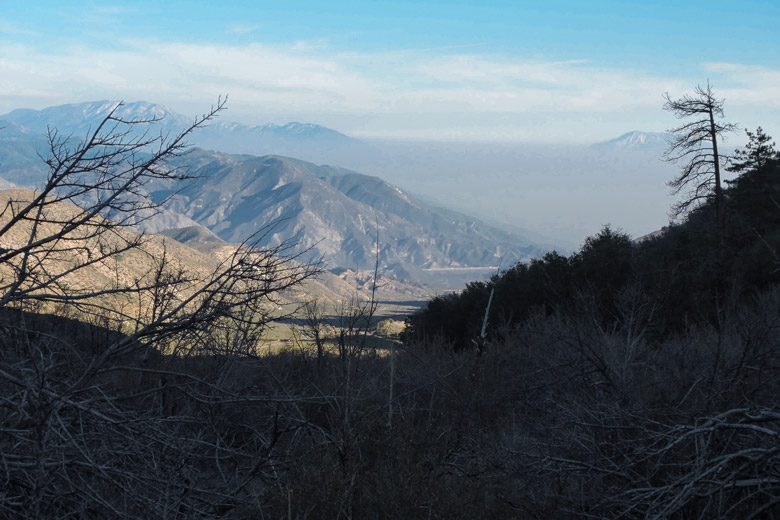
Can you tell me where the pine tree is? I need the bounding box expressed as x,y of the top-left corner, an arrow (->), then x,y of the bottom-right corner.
727,126 -> 778,175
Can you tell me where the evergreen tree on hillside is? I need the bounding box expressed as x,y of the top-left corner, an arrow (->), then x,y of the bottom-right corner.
571,226 -> 634,321
722,130 -> 780,289
725,128 -> 779,229
727,126 -> 778,175
726,131 -> 780,229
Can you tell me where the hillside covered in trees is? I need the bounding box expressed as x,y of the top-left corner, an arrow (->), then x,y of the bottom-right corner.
407,127 -> 780,348
402,126 -> 780,517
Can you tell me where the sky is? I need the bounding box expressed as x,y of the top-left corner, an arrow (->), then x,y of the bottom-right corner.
1,1 -> 779,143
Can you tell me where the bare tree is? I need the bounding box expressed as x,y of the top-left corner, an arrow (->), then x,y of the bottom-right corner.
0,99 -> 223,311
0,100 -> 323,519
663,82 -> 737,244
0,97 -> 321,329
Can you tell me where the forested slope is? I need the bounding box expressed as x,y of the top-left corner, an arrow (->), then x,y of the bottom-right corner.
401,131 -> 780,517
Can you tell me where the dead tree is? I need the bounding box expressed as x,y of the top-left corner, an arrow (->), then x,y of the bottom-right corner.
0,99 -> 322,519
663,82 -> 737,250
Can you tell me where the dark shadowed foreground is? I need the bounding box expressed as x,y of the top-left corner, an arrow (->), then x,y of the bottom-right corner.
4,282 -> 780,518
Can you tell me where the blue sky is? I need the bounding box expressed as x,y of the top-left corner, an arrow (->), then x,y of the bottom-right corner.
1,1 -> 778,143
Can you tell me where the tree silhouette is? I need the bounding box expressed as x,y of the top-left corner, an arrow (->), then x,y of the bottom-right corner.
663,83 -> 737,249
728,126 -> 778,175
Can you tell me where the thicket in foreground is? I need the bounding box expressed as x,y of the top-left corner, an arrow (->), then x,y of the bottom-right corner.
0,102 -> 322,518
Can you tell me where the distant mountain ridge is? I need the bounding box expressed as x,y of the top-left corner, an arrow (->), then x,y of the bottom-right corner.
2,101 -> 190,131
592,131 -> 671,150
0,100 -> 367,164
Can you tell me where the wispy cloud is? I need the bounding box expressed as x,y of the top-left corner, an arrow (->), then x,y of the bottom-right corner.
229,23 -> 260,35
77,4 -> 134,25
0,22 -> 41,38
701,62 -> 780,109
291,39 -> 329,51
0,39 -> 777,142
387,42 -> 488,54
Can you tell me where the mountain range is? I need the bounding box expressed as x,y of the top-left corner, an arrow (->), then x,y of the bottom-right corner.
0,101 -> 368,165
0,101 -> 545,290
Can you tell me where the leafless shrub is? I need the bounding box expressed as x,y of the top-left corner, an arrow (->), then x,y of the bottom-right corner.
0,100 -> 322,519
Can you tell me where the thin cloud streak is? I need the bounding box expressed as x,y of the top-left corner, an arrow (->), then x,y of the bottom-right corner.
0,22 -> 42,38
229,23 -> 261,35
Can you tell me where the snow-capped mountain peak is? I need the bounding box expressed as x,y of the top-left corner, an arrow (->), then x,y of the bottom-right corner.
592,131 -> 671,150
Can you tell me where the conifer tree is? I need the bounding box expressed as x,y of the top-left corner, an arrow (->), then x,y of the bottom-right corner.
727,126 -> 778,174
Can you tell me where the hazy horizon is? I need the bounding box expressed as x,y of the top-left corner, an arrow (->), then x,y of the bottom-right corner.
0,98 -> 736,246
